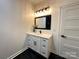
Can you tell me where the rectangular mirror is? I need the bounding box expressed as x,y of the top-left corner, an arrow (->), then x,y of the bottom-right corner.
34,15 -> 51,30
36,17 -> 46,28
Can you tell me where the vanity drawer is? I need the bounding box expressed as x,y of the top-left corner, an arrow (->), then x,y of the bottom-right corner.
41,44 -> 48,51
41,38 -> 48,49
41,38 -> 48,44
41,49 -> 48,58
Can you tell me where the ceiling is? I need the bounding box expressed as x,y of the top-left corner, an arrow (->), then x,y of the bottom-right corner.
29,0 -> 44,5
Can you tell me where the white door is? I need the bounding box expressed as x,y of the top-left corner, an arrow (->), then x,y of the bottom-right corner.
60,3 -> 79,59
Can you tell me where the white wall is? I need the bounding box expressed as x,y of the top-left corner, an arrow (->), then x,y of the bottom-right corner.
33,0 -> 79,54
0,0 -> 34,59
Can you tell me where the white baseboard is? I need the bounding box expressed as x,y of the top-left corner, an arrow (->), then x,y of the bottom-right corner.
7,47 -> 28,59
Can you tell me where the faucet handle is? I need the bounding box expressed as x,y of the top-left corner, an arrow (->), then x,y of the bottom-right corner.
39,30 -> 42,34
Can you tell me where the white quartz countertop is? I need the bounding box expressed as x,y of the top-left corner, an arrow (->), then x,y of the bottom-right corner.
26,32 -> 52,39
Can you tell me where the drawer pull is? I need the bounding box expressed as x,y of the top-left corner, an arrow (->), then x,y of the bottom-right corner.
43,45 -> 46,47
43,40 -> 46,41
42,52 -> 46,54
34,41 -> 37,46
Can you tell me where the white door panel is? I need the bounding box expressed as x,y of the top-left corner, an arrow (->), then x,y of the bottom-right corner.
63,29 -> 79,37
60,3 -> 79,59
64,19 -> 79,26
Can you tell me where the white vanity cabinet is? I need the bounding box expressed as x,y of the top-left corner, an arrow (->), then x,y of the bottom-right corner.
26,33 -> 52,58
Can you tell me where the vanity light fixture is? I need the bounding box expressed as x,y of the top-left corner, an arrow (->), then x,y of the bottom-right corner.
35,6 -> 50,14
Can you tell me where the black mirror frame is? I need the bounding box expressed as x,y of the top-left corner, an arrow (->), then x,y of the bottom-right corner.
34,15 -> 51,30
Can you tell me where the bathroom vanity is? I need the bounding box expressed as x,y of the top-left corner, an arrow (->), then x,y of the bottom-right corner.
26,32 -> 53,58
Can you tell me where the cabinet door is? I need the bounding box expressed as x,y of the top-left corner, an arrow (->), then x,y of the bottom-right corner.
32,36 -> 40,53
26,35 -> 33,47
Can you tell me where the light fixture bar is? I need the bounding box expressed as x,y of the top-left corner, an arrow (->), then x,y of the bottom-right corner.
35,6 -> 49,13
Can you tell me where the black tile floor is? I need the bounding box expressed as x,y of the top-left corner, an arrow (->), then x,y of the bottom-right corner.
14,48 -> 66,59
